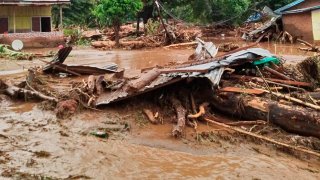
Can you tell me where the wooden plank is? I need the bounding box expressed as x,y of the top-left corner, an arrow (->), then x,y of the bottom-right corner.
219,87 -> 265,95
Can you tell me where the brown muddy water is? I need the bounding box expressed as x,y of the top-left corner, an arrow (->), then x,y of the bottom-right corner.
0,43 -> 320,179
0,39 -> 317,77
0,97 -> 319,179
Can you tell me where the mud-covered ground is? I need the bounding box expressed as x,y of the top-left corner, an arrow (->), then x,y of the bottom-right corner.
1,43 -> 320,179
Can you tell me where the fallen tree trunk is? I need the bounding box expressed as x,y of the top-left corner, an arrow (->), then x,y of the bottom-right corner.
211,93 -> 320,138
204,118 -> 320,158
0,80 -> 58,103
171,97 -> 187,137
143,109 -> 158,124
128,68 -> 161,91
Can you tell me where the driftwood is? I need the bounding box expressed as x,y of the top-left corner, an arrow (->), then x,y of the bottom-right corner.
143,109 -> 158,124
297,38 -> 319,52
128,68 -> 161,91
226,120 -> 267,126
260,88 -> 320,110
1,80 -> 58,103
164,42 -> 197,49
211,93 -> 320,138
263,66 -> 292,80
204,118 -> 320,158
171,97 -> 187,137
188,103 -> 209,119
87,75 -> 96,95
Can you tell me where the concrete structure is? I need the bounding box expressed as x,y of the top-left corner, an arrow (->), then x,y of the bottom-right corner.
0,0 -> 70,47
275,0 -> 320,43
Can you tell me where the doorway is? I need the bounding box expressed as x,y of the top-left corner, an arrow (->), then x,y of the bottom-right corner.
41,17 -> 51,32
0,17 -> 9,34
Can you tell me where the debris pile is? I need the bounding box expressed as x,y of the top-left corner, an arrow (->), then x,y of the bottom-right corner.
0,44 -> 34,60
1,39 -> 320,157
85,22 -> 202,50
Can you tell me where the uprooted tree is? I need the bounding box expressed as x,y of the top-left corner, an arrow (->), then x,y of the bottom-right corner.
93,0 -> 143,47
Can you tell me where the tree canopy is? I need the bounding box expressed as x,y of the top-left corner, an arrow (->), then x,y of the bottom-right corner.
93,0 -> 143,46
56,0 -> 297,27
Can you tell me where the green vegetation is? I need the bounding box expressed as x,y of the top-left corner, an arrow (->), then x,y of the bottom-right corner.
93,0 -> 143,46
53,0 -> 297,34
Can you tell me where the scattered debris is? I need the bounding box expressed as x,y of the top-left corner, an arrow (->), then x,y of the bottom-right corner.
0,44 -> 34,60
1,38 -> 320,157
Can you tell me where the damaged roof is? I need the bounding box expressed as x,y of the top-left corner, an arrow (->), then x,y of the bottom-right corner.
274,0 -> 305,14
274,0 -> 320,14
96,48 -> 274,106
0,0 -> 70,5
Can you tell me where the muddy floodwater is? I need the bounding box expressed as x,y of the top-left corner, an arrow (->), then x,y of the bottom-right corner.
1,42 -> 320,179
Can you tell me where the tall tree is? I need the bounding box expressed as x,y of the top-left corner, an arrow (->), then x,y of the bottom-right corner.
93,0 -> 143,47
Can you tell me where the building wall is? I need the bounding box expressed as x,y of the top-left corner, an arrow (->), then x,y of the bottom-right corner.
312,9 -> 320,41
0,6 -> 51,33
287,0 -> 320,10
282,12 -> 314,41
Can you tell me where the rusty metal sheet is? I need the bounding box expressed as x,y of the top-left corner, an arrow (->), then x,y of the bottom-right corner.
219,87 -> 266,95
96,76 -> 181,106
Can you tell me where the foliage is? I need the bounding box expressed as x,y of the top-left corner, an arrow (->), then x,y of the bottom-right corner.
57,0 -> 297,27
145,19 -> 160,35
52,0 -> 97,28
93,0 -> 143,27
63,29 -> 91,47
93,0 -> 143,46
160,0 -> 296,25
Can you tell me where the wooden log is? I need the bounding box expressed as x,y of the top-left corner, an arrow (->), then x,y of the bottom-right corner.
128,68 -> 161,91
143,109 -> 158,124
164,42 -> 197,49
226,120 -> 267,126
231,75 -> 313,87
188,102 -> 209,119
204,118 -> 320,158
219,87 -> 266,95
211,93 -> 320,138
263,66 -> 292,80
1,80 -> 58,103
263,88 -> 320,110
87,75 -> 96,95
171,97 -> 187,137
297,38 -> 319,52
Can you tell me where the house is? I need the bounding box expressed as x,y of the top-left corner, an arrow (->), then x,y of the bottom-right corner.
0,0 -> 70,47
275,0 -> 320,43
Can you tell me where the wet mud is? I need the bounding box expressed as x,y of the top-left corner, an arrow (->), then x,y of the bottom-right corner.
0,96 -> 320,179
1,44 -> 320,179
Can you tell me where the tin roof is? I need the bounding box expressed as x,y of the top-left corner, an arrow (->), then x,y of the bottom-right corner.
0,0 -> 70,5
281,5 -> 320,14
274,0 -> 305,14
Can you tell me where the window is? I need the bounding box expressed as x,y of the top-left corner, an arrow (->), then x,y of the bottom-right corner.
32,17 -> 51,32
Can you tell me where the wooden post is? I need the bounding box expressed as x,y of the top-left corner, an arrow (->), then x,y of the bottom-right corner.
154,0 -> 170,41
13,6 -> 16,33
59,5 -> 63,29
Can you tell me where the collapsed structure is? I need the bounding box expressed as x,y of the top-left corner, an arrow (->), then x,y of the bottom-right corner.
1,38 -> 320,157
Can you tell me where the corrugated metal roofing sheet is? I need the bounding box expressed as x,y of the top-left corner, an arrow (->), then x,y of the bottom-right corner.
96,48 -> 274,106
0,0 -> 70,5
274,0 -> 305,14
96,76 -> 179,106
281,5 -> 320,14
